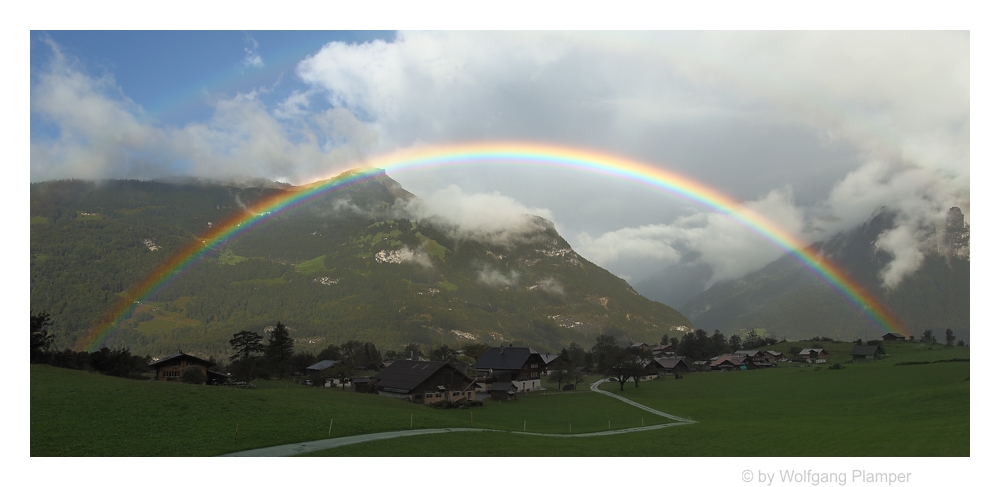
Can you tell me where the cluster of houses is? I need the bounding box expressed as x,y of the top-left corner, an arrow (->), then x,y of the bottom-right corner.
148,335 -> 898,404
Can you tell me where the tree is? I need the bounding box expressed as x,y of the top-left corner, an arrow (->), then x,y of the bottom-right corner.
548,369 -> 571,391
591,334 -> 620,373
660,333 -> 671,346
265,322 -> 295,378
920,329 -> 937,349
609,348 -> 648,391
229,331 -> 265,381
31,312 -> 56,363
728,334 -> 742,353
945,328 -> 955,347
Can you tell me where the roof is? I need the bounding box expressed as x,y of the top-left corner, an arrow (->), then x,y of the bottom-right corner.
473,346 -> 540,371
765,350 -> 785,356
372,360 -> 470,393
850,345 -> 885,356
572,366 -> 590,374
630,342 -> 650,348
538,353 -> 559,365
734,350 -> 763,357
883,332 -> 906,339
800,348 -> 827,355
711,355 -> 748,367
148,352 -> 214,368
306,359 -> 340,371
489,381 -> 516,392
653,357 -> 689,370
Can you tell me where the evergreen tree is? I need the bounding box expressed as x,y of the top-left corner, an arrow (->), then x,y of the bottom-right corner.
265,322 -> 294,378
945,328 -> 955,347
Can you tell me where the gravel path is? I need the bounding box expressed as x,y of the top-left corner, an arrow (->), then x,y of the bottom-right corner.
221,379 -> 695,457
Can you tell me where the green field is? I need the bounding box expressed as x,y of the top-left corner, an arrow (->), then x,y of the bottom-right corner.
30,342 -> 969,457
295,255 -> 328,274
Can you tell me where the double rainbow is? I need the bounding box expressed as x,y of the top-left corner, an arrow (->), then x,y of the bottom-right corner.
81,141 -> 906,350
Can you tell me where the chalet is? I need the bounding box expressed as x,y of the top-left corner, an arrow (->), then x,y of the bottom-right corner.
710,354 -> 757,371
572,366 -> 592,376
850,344 -> 886,362
800,348 -> 828,364
646,357 -> 690,377
371,360 -> 475,405
472,346 -> 547,392
734,350 -> 765,362
691,360 -> 710,372
651,344 -> 676,356
630,342 -> 651,352
882,333 -> 907,342
764,350 -> 787,362
148,352 -> 216,384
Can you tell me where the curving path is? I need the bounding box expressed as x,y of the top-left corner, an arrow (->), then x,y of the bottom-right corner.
220,379 -> 695,457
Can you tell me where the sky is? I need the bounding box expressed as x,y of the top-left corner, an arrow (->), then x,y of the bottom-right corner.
29,29 -> 971,294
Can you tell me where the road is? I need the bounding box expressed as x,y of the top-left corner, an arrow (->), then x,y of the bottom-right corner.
221,379 -> 695,457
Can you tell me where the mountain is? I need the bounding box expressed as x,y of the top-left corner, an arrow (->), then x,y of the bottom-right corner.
674,207 -> 970,342
30,172 -> 691,359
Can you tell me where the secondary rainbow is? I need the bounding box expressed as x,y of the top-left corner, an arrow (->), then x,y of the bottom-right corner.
81,141 -> 907,350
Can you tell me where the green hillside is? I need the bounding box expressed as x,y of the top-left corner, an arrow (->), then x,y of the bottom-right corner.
30,174 -> 691,358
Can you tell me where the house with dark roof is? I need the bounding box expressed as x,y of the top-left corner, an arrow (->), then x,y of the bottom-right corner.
645,357 -> 690,377
472,346 -> 547,392
882,332 -> 907,342
710,354 -> 757,371
148,352 -> 219,384
850,344 -> 886,362
371,360 -> 475,404
651,344 -> 676,356
764,350 -> 787,362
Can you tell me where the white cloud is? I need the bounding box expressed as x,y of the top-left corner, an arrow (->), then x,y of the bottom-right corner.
400,184 -> 555,245
242,32 -> 264,69
30,39 -> 374,184
477,267 -> 519,288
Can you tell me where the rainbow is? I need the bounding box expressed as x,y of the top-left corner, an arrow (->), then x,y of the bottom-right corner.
81,141 -> 907,350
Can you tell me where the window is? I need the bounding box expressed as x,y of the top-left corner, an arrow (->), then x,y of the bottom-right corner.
435,392 -> 442,398
425,393 -> 433,398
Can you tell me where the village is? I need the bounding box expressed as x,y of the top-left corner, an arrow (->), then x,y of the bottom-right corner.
142,332 -> 906,406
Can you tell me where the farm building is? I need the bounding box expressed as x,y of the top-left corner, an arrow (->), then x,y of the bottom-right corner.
371,360 -> 475,405
652,344 -> 676,356
488,381 -> 518,401
148,352 -> 220,384
473,346 -> 548,392
305,359 -> 341,385
850,344 -> 886,362
882,333 -> 907,342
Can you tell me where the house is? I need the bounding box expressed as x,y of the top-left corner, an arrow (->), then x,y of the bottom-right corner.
630,342 -> 650,352
351,376 -> 373,393
371,360 -> 475,405
882,333 -> 907,342
572,366 -> 592,376
799,349 -> 828,364
691,360 -> 710,372
850,344 -> 886,362
472,346 -> 548,392
306,359 -> 341,385
647,357 -> 690,377
148,352 -> 216,383
651,344 -> 676,356
764,350 -> 787,362
710,354 -> 757,371
734,350 -> 765,362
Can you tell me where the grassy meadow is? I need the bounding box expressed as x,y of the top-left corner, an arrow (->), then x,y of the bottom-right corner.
31,341 -> 969,457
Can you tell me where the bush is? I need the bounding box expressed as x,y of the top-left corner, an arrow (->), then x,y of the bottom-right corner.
829,363 -> 845,370
181,366 -> 206,384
